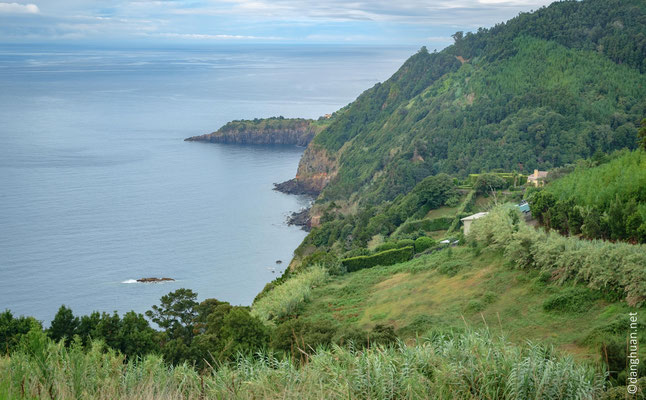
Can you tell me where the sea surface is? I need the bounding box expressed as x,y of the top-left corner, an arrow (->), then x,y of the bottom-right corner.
0,43 -> 415,324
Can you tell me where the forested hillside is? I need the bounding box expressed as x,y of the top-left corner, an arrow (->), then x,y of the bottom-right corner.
530,149 -> 646,242
291,0 -> 646,204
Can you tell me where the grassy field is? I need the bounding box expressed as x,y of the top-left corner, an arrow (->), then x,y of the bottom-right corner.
297,246 -> 640,360
425,206 -> 459,219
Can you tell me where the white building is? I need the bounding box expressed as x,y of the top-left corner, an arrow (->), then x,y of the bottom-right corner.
461,212 -> 489,235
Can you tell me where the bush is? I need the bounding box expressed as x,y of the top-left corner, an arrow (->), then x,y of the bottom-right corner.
374,242 -> 399,253
400,217 -> 453,234
341,247 -> 414,273
437,260 -> 463,277
252,266 -> 328,322
342,248 -> 371,258
542,287 -> 600,313
300,251 -> 339,270
396,239 -> 415,249
464,300 -> 485,313
271,319 -> 337,354
414,237 -> 436,253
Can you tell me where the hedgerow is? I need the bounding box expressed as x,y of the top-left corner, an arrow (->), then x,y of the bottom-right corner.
341,247 -> 414,273
470,206 -> 646,307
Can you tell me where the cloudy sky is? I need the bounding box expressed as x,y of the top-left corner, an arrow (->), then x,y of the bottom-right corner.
0,0 -> 554,47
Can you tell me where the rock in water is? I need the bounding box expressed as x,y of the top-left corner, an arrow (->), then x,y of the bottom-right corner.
137,277 -> 175,283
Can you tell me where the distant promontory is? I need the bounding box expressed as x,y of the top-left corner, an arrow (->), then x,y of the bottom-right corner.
184,116 -> 330,146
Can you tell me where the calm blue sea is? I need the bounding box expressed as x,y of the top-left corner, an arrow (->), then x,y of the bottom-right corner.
0,43 -> 414,324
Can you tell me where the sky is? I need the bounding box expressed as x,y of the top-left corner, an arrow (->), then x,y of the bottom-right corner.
0,0 -> 556,47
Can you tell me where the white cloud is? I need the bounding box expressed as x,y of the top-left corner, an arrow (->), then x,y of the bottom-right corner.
0,2 -> 39,14
152,32 -> 282,40
166,0 -> 553,26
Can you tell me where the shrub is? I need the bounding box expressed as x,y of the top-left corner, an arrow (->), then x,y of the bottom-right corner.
400,217 -> 453,234
252,266 -> 328,322
414,237 -> 436,253
374,242 -> 398,253
396,239 -> 415,249
464,300 -> 485,313
542,287 -> 600,313
471,206 -> 646,307
341,247 -> 414,273
342,248 -> 371,258
436,260 -> 463,277
271,319 -> 338,354
300,251 -> 339,270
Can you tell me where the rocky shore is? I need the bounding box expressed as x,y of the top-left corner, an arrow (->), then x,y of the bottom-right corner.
286,208 -> 311,231
273,178 -> 320,196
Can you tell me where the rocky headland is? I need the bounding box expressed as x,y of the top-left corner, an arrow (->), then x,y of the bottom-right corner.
273,146 -> 338,196
185,116 -> 323,146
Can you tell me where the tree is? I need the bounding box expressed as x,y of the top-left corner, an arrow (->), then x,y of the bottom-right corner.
119,311 -> 159,358
0,310 -> 40,354
581,208 -> 603,239
473,173 -> 507,195
146,289 -> 198,342
529,191 -> 556,225
219,308 -> 269,358
638,118 -> 646,151
607,196 -> 626,240
48,305 -> 79,345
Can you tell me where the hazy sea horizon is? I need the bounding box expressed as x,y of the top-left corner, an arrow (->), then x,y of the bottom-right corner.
0,43 -> 416,325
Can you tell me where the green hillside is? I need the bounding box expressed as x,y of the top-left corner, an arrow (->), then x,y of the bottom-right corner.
299,0 -> 646,204
529,149 -> 646,241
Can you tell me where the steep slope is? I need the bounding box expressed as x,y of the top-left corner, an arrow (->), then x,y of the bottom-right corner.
288,0 -> 646,203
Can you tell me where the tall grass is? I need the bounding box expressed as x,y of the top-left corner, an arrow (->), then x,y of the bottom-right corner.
251,266 -> 328,322
0,328 -> 605,399
469,206 -> 646,306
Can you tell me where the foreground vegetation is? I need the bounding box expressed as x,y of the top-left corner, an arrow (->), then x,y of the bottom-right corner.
0,327 -> 614,400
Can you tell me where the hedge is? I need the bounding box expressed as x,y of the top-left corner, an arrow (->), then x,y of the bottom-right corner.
375,239 -> 416,253
341,246 -> 414,273
414,237 -> 436,253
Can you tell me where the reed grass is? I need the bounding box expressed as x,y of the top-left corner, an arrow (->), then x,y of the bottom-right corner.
0,327 -> 606,399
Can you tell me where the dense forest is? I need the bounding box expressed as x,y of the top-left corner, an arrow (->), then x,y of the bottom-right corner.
529,149 -> 646,242
296,0 -> 646,204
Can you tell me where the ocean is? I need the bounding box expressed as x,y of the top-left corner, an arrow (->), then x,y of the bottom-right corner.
0,43 -> 415,325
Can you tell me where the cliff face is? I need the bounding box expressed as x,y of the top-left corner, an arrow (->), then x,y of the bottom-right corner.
274,146 -> 337,196
185,117 -> 320,146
